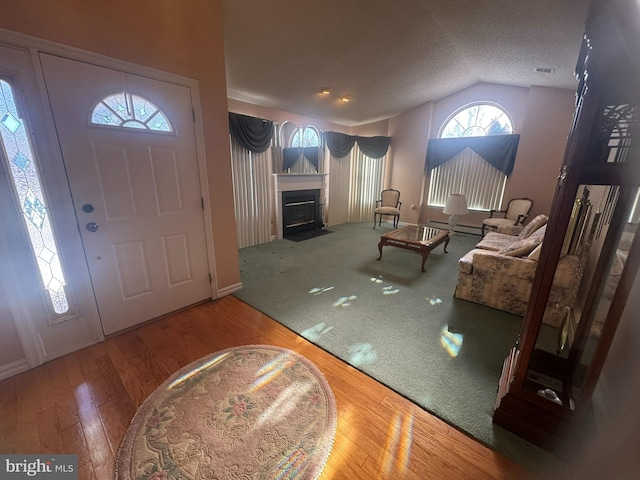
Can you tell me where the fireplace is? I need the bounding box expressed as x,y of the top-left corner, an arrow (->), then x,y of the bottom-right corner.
273,173 -> 328,239
282,189 -> 321,236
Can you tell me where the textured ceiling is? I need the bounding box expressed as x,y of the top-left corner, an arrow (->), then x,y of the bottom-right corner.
222,0 -> 591,127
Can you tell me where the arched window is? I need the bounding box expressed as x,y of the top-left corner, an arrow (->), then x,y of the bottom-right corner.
290,126 -> 320,147
285,125 -> 321,174
428,103 -> 513,211
440,103 -> 513,138
91,92 -> 173,132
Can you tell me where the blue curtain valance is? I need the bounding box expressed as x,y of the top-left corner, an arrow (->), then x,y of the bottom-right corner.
282,146 -> 319,170
324,131 -> 391,159
228,112 -> 274,153
425,134 -> 520,176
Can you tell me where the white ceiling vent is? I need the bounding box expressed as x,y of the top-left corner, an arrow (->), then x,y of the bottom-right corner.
534,67 -> 556,74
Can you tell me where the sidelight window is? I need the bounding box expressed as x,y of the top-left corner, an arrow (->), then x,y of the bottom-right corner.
0,79 -> 69,315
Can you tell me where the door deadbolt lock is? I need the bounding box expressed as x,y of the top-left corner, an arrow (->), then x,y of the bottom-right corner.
85,222 -> 99,232
82,204 -> 94,213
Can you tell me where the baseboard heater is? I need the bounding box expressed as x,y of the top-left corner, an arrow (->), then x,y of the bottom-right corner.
427,220 -> 482,236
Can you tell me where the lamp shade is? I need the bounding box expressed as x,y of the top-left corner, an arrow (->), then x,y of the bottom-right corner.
443,193 -> 468,216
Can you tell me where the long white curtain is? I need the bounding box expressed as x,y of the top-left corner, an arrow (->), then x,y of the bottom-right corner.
327,144 -> 385,226
230,136 -> 274,248
428,147 -> 505,211
349,144 -> 385,222
327,152 -> 351,226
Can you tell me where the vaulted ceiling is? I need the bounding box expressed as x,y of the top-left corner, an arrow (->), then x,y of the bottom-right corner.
222,0 -> 590,127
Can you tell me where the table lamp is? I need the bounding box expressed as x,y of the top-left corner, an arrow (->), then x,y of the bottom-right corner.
443,193 -> 468,234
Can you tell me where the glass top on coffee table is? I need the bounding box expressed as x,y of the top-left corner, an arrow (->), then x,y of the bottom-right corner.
377,225 -> 450,271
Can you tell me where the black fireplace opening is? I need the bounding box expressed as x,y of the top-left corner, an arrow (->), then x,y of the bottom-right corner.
282,189 -> 322,237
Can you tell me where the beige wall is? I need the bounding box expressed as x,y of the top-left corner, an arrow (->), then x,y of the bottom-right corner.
387,101 -> 436,225
0,0 -> 240,290
507,86 -> 576,220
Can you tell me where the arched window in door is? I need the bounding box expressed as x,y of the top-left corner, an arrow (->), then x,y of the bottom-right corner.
91,92 -> 173,132
0,79 -> 70,315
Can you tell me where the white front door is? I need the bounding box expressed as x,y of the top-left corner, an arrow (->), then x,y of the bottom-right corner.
40,54 -> 211,335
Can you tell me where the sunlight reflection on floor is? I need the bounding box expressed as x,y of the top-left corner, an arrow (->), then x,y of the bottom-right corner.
379,412 -> 414,477
440,326 -> 463,357
348,342 -> 378,366
333,295 -> 357,307
308,286 -> 334,295
300,322 -> 334,341
426,296 -> 443,305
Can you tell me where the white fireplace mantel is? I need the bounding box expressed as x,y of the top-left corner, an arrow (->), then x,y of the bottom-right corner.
273,173 -> 328,239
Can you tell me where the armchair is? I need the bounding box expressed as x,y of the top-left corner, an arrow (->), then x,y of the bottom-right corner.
373,189 -> 401,229
481,197 -> 533,236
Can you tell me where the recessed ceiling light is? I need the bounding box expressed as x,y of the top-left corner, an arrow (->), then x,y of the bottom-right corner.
339,96 -> 350,103
320,88 -> 331,95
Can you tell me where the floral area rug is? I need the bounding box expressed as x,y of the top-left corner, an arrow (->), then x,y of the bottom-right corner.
116,345 -> 337,480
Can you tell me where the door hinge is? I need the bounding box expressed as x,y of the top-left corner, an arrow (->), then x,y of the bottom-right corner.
201,197 -> 205,210
209,273 -> 212,283
192,108 -> 196,123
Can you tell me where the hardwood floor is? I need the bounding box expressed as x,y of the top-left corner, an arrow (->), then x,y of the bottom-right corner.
0,295 -> 533,479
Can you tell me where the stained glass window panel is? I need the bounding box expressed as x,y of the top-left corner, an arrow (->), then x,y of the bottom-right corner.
1,111 -> 21,133
91,93 -> 173,133
12,151 -> 30,171
148,111 -> 172,132
0,79 -> 69,315
123,120 -> 147,129
131,95 -> 157,122
103,93 -> 132,120
91,102 -> 122,126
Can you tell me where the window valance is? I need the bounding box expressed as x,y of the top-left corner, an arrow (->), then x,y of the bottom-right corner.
283,147 -> 319,170
325,131 -> 391,159
425,134 -> 520,176
228,112 -> 274,153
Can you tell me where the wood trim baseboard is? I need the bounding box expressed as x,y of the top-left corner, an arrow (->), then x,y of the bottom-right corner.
0,359 -> 30,381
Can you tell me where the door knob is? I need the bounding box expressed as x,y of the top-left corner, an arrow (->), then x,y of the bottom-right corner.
85,222 -> 99,232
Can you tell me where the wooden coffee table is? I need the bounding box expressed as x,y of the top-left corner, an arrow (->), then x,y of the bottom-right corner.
377,225 -> 449,272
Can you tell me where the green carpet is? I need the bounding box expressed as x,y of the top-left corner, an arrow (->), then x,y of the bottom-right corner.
234,222 -> 561,473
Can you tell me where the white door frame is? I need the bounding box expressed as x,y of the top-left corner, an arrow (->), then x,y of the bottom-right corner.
0,27 -> 218,368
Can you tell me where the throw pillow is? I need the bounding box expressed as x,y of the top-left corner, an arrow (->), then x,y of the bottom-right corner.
528,224 -> 547,243
518,214 -> 549,239
499,238 -> 541,257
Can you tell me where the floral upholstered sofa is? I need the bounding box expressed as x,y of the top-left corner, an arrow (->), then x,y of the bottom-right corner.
454,214 -> 580,327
